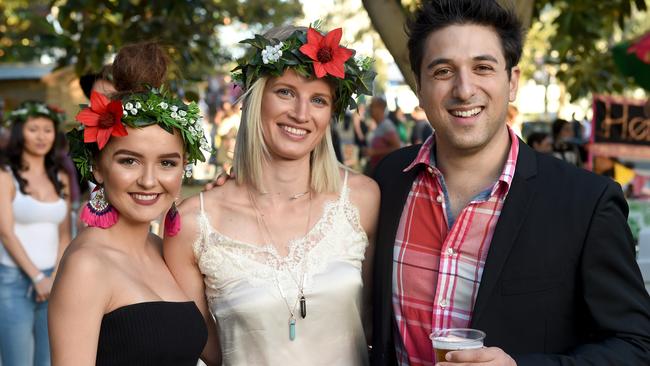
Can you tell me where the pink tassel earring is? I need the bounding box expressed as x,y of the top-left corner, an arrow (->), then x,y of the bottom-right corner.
164,202 -> 181,237
80,186 -> 119,228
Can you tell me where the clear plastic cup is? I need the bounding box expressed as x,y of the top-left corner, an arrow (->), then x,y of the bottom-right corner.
430,328 -> 486,363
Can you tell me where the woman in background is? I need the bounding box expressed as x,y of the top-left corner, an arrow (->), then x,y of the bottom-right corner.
0,102 -> 71,366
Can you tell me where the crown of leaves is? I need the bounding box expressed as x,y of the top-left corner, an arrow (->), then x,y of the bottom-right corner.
68,87 -> 211,182
232,26 -> 376,119
5,101 -> 66,127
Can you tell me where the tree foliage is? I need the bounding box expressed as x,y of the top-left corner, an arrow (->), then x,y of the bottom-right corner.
0,0 -> 302,80
362,0 -> 649,100
530,0 -> 649,99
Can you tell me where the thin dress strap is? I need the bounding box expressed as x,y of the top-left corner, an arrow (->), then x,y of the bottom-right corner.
194,191 -> 209,259
339,169 -> 350,201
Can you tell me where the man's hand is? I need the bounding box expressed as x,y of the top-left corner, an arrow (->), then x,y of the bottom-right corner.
437,347 -> 516,366
204,171 -> 234,191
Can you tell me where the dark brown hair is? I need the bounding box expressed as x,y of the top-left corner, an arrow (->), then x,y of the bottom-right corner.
4,104 -> 63,196
111,42 -> 169,96
407,0 -> 523,84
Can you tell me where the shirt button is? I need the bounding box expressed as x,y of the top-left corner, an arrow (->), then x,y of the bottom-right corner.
436,195 -> 443,203
439,299 -> 447,308
446,247 -> 455,256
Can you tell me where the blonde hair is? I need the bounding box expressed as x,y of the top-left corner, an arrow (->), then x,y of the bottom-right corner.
233,76 -> 341,193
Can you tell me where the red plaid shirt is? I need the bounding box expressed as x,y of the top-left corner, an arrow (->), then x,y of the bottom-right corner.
392,127 -> 519,366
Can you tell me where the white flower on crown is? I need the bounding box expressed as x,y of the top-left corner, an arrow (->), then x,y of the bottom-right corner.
135,102 -> 142,109
125,102 -> 134,110
200,137 -> 210,151
129,108 -> 137,115
159,102 -> 168,110
184,164 -> 193,178
171,111 -> 178,119
122,110 -> 128,117
179,110 -> 187,117
170,105 -> 178,112
262,42 -> 284,64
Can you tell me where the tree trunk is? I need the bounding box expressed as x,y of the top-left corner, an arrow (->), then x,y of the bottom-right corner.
362,0 -> 536,93
361,0 -> 416,91
497,0 -> 535,29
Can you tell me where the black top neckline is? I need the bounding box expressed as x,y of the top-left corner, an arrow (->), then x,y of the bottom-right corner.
104,300 -> 195,317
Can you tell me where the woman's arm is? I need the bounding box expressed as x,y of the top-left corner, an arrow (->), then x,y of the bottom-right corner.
53,171 -> 72,278
348,171 -> 380,344
163,197 -> 221,366
48,243 -> 110,365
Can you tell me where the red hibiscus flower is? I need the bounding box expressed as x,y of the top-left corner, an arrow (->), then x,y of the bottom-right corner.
76,91 -> 127,149
628,33 -> 650,64
299,28 -> 354,79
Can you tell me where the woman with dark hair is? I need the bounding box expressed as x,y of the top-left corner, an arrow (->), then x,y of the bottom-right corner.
0,102 -> 71,366
48,42 -> 213,365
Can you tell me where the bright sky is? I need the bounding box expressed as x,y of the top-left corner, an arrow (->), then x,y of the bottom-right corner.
300,0 -> 336,22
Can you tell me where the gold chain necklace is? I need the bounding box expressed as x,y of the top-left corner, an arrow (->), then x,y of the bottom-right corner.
247,187 -> 311,341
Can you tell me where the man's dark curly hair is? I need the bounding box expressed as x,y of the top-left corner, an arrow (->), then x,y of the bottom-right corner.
406,0 -> 524,85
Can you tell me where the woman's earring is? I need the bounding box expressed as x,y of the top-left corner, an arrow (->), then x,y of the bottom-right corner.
80,186 -> 119,228
164,202 -> 181,237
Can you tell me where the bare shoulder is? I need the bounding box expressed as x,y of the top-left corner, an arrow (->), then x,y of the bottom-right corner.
50,232 -> 113,320
203,179 -> 240,202
0,167 -> 11,179
58,233 -> 111,281
179,179 -> 234,216
57,170 -> 70,185
177,193 -> 202,217
198,178 -> 247,220
0,169 -> 14,194
53,233 -> 114,304
344,168 -> 380,207
340,168 -> 379,239
163,187 -> 221,255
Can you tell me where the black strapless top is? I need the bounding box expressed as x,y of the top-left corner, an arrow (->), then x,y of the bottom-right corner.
96,301 -> 207,366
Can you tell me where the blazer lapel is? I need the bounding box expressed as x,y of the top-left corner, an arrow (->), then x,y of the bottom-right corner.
471,141 -> 538,326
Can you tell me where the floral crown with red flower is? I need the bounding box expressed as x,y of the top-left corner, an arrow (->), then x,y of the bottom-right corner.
67,88 -> 211,182
232,26 -> 376,119
5,101 -> 66,127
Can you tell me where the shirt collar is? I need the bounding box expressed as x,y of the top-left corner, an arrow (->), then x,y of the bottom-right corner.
404,126 -> 520,196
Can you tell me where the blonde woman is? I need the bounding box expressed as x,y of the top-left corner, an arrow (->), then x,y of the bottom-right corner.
165,26 -> 379,365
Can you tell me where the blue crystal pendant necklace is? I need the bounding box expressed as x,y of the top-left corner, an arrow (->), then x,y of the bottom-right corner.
275,272 -> 306,341
248,188 -> 311,341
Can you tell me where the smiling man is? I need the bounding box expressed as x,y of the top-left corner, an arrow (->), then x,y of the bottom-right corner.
371,1 -> 650,365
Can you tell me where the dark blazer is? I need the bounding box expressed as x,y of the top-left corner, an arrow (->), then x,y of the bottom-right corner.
370,141 -> 650,365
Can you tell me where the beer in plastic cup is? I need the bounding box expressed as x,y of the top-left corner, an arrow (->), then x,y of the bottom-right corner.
430,328 -> 485,363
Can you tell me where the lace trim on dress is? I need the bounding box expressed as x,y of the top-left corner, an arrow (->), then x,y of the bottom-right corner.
192,175 -> 368,302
